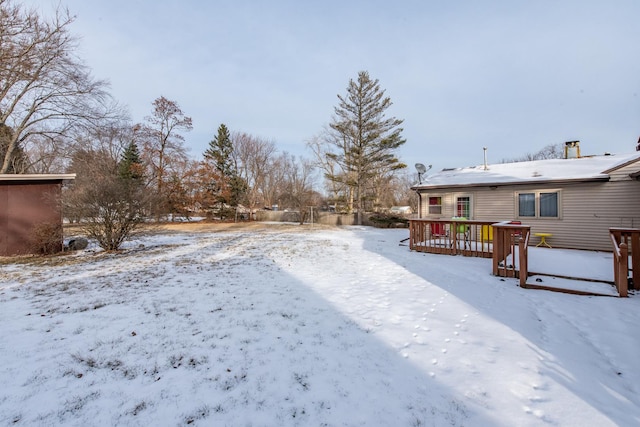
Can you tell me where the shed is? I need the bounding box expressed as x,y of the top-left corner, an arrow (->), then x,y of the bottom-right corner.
0,174 -> 76,256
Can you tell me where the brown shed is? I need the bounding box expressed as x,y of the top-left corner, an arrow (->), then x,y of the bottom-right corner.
0,174 -> 76,256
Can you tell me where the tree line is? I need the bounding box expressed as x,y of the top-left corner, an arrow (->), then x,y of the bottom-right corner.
0,0 -> 415,249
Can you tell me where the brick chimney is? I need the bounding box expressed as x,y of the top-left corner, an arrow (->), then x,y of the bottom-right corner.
564,141 -> 581,159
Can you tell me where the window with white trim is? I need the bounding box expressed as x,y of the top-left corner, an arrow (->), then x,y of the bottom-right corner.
517,190 -> 560,218
428,196 -> 442,215
456,196 -> 471,218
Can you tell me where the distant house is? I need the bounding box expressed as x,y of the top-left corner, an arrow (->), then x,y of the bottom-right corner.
0,174 -> 75,256
389,206 -> 413,215
411,145 -> 640,251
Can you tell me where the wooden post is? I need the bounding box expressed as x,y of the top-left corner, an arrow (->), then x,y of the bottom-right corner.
619,243 -> 628,297
492,226 -> 500,276
632,233 -> 639,290
612,242 -> 619,287
519,237 -> 527,287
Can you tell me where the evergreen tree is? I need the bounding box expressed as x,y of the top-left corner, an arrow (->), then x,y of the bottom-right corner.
204,124 -> 247,209
118,141 -> 144,181
327,71 -> 406,224
228,175 -> 248,207
204,124 -> 233,176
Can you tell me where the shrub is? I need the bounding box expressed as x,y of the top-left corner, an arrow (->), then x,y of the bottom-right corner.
368,213 -> 409,228
29,222 -> 63,255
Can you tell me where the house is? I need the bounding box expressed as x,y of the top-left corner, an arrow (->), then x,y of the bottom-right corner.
0,174 -> 75,256
411,144 -> 640,251
389,206 -> 413,215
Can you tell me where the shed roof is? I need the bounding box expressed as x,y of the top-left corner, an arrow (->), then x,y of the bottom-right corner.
0,173 -> 76,182
413,152 -> 640,190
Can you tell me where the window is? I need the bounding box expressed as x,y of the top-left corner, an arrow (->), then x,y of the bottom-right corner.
428,196 -> 442,215
517,191 -> 560,218
456,196 -> 470,218
518,193 -> 535,217
539,192 -> 558,217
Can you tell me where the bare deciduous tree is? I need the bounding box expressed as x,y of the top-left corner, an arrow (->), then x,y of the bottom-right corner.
260,153 -> 286,209
139,96 -> 192,218
231,132 -> 277,211
503,142 -> 565,163
307,133 -> 350,213
0,0 -> 112,173
64,148 -> 149,250
279,153 -> 317,224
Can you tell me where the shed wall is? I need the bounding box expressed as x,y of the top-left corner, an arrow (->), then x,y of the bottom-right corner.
0,181 -> 62,256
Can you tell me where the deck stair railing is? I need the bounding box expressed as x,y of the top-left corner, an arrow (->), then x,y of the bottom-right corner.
609,227 -> 640,297
408,219 -> 530,288
491,221 -> 531,287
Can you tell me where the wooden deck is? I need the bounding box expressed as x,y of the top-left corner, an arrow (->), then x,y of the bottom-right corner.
409,219 -> 637,297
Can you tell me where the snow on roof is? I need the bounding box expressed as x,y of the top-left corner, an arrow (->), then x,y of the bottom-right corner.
0,173 -> 76,182
414,152 -> 640,189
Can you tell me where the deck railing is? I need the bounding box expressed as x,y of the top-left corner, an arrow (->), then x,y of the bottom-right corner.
409,219 -> 498,258
409,219 -> 532,286
491,222 -> 531,286
609,227 -> 640,296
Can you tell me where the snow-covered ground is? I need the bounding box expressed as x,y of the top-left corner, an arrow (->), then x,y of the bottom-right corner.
1,224 -> 638,426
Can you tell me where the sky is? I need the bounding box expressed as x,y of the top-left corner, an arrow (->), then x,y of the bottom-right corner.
1,225 -> 638,425
22,0 -> 640,175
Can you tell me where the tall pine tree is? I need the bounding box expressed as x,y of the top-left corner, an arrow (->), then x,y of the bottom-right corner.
327,71 -> 406,224
204,124 -> 233,176
204,124 -> 246,209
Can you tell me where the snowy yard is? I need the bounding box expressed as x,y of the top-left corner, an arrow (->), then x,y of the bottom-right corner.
1,224 -> 639,426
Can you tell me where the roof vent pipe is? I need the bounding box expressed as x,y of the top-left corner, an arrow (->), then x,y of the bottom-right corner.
483,147 -> 488,170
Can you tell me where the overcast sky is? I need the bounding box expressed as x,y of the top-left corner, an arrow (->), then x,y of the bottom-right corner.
24,0 -> 640,174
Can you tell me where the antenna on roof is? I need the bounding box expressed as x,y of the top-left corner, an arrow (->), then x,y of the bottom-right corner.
415,163 -> 432,184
